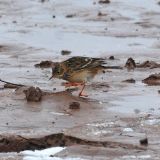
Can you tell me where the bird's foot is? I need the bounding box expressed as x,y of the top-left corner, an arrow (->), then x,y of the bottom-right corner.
79,92 -> 88,97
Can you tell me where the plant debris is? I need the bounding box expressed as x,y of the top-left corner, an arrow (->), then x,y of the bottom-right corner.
4,83 -> 19,89
0,79 -> 25,88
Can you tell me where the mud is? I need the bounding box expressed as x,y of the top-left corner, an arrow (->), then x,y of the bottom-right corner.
125,58 -> 160,70
23,87 -> 42,102
0,133 -> 146,153
142,73 -> 160,85
137,61 -> 160,69
69,102 -> 80,110
0,0 -> 160,159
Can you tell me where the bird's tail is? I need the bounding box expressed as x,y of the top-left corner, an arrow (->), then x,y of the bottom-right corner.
102,65 -> 123,69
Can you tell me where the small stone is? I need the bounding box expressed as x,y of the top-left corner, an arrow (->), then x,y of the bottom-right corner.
122,78 -> 136,83
125,57 -> 136,70
97,12 -> 107,16
109,56 -> 115,60
12,20 -> 17,24
140,138 -> 148,146
66,14 -> 76,18
134,109 -> 140,114
61,50 -> 71,55
110,17 -> 115,21
99,0 -> 110,4
34,60 -> 54,68
24,87 -> 42,102
69,102 -> 80,109
52,15 -> 56,18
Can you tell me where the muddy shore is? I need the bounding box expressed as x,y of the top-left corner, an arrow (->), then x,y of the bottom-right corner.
0,0 -> 160,159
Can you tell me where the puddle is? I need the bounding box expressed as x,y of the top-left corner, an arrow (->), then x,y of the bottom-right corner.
109,93 -> 160,115
143,119 -> 160,125
20,147 -> 65,160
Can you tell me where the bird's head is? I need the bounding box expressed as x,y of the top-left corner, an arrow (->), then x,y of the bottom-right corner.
49,63 -> 64,80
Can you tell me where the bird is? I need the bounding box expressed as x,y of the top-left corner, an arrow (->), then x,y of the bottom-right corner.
49,56 -> 107,97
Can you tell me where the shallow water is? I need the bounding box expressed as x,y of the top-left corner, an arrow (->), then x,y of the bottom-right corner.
109,93 -> 160,115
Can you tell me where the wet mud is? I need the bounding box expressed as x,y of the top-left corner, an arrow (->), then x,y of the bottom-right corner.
0,0 -> 160,159
0,133 -> 146,153
142,73 -> 160,85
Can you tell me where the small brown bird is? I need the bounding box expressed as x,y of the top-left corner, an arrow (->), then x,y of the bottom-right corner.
49,56 -> 107,97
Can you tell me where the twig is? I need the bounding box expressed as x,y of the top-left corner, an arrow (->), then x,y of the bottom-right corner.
0,79 -> 25,87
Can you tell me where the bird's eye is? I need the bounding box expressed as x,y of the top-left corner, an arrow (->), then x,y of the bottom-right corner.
57,69 -> 61,74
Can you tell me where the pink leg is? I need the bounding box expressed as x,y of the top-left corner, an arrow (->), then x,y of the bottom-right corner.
79,83 -> 88,97
63,82 -> 83,88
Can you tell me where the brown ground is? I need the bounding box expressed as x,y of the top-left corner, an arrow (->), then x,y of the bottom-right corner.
0,0 -> 160,159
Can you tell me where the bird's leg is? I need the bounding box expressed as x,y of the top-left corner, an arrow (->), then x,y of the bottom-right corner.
79,83 -> 88,97
63,82 -> 82,88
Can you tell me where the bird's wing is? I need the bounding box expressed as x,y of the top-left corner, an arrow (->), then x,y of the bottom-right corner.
63,56 -> 106,73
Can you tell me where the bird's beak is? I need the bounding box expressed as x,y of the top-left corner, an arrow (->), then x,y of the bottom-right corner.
49,75 -> 54,80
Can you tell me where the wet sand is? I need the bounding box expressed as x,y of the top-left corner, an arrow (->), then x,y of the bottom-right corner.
0,0 -> 160,159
